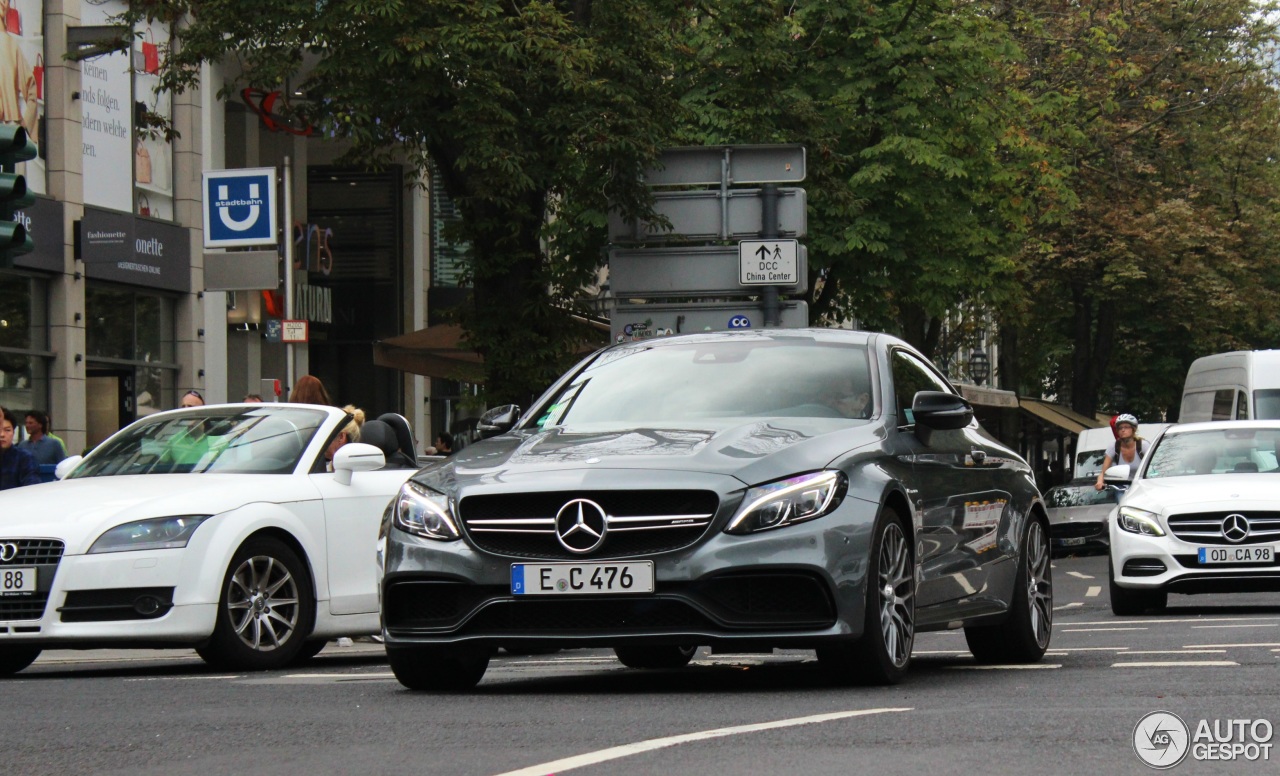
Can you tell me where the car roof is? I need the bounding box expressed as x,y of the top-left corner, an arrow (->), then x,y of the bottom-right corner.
607,328 -> 886,351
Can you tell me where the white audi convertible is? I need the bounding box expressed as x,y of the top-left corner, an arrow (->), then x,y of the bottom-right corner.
0,403 -> 418,675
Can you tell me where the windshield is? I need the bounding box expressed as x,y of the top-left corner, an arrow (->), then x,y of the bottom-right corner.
534,339 -> 874,427
1255,389 -> 1280,420
1144,427 -> 1280,479
1045,484 -> 1120,508
71,407 -> 328,477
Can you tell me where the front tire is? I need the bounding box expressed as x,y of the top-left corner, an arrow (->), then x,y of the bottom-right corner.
0,646 -> 41,676
1109,559 -> 1167,616
388,646 -> 490,691
196,537 -> 315,671
818,510 -> 914,685
966,519 -> 1053,663
614,645 -> 697,669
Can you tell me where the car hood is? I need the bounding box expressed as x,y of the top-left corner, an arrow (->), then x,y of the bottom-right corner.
1126,475 -> 1280,513
418,419 -> 882,491
0,474 -> 316,550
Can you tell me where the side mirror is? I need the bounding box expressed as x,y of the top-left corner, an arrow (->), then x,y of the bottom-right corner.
55,455 -> 84,480
911,391 -> 973,444
478,404 -> 521,439
332,442 -> 385,486
1102,464 -> 1131,484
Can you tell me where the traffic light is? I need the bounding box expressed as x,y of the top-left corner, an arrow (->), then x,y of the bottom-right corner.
0,124 -> 36,269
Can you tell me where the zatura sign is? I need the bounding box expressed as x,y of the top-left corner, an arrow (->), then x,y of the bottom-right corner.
739,239 -> 799,285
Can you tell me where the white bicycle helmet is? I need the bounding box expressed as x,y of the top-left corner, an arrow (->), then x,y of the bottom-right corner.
1115,413 -> 1139,428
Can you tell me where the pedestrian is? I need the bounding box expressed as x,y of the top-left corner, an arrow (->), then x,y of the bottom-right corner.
434,430 -> 454,457
19,410 -> 67,465
180,390 -> 205,408
1095,413 -> 1146,489
289,374 -> 333,405
326,406 -> 365,469
0,405 -> 40,490
242,394 -> 264,402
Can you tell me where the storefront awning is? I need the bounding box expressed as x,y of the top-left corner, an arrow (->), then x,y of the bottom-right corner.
1019,398 -> 1106,435
958,383 -> 1019,408
372,324 -> 485,382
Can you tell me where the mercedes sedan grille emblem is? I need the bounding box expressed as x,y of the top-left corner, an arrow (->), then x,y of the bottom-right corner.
555,499 -> 609,554
1222,514 -> 1250,544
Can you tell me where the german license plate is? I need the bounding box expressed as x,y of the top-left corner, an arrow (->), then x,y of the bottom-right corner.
1061,537 -> 1087,547
1198,546 -> 1275,564
512,562 -> 654,595
0,567 -> 36,597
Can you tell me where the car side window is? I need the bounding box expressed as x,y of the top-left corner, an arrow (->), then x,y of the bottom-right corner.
890,349 -> 953,424
1212,389 -> 1235,421
1236,390 -> 1249,420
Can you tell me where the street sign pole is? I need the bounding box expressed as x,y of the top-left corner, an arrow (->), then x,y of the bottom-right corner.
761,184 -> 780,327
283,156 -> 295,394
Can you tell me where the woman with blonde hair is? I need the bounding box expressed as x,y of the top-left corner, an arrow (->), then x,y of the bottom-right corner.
325,405 -> 364,468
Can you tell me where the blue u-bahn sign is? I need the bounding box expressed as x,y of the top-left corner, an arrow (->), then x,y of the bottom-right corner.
203,167 -> 278,248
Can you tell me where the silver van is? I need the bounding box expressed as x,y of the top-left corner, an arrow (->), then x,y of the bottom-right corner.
1179,350 -> 1280,422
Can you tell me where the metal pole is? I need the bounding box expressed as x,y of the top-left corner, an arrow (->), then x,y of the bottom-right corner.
283,156 -> 295,393
761,183 -> 780,327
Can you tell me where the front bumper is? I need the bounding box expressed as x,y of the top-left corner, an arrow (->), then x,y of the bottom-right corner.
382,496 -> 879,651
1109,521 -> 1280,595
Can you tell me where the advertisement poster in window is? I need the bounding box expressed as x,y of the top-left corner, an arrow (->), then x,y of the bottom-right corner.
81,0 -> 131,211
0,0 -> 44,195
134,15 -> 172,220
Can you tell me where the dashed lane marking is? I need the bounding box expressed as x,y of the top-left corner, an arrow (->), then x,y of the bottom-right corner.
1085,586 -> 1102,597
1191,624 -> 1278,629
1061,627 -> 1148,632
946,664 -> 1061,670
1112,661 -> 1238,668
123,675 -> 241,682
490,707 -> 913,776
1068,617 -> 1280,626
1067,571 -> 1094,580
1184,643 -> 1280,649
1124,650 -> 1227,655
1054,602 -> 1084,611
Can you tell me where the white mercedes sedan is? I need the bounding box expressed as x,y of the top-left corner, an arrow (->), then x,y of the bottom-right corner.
1106,420 -> 1280,614
0,403 -> 417,675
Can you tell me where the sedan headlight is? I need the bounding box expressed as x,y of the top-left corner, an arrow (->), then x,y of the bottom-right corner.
725,471 -> 847,535
1117,506 -> 1165,537
88,515 -> 212,554
394,481 -> 460,541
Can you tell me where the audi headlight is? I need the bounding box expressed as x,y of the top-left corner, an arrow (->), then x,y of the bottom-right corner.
89,515 -> 212,554
725,471 -> 847,535
1117,506 -> 1165,537
394,481 -> 460,541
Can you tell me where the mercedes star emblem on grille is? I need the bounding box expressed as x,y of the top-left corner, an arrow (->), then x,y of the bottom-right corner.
1222,513 -> 1250,543
555,499 -> 609,554
0,542 -> 18,563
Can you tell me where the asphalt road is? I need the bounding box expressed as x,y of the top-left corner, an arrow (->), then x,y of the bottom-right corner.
3,553 -> 1278,776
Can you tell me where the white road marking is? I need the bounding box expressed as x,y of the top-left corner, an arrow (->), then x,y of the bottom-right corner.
1054,602 -> 1083,611
1191,624 -> 1278,629
1062,627 -> 1148,633
1085,586 -> 1102,597
1112,661 -> 1238,668
912,650 -> 972,655
946,664 -> 1061,670
1069,617 -> 1280,626
124,675 -> 241,682
1044,647 -> 1130,652
1067,571 -> 1094,580
491,708 -> 913,776
1185,643 -> 1280,649
1124,650 -> 1227,655
284,672 -> 395,679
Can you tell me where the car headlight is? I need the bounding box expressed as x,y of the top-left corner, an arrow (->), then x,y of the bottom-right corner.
394,481 -> 460,541
1117,506 -> 1165,537
725,471 -> 847,534
88,515 -> 212,554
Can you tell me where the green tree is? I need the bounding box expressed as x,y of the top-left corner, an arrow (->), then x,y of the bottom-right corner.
1004,0 -> 1280,419
130,0 -> 684,403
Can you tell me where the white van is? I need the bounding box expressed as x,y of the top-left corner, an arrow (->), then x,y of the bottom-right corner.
1179,350 -> 1280,422
1072,423 -> 1172,480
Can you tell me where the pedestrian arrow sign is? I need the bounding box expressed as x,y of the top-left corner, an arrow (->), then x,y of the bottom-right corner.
739,239 -> 799,286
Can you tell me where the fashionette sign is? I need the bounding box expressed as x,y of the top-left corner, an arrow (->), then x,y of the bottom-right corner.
79,206 -> 191,292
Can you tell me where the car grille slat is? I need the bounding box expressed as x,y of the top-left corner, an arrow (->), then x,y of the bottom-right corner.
0,539 -> 65,622
459,490 -> 720,560
1167,512 -> 1280,545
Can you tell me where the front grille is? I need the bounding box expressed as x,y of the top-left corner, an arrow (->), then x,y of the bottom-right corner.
0,539 -> 65,565
0,539 -> 64,622
1167,512 -> 1280,545
459,490 -> 720,560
